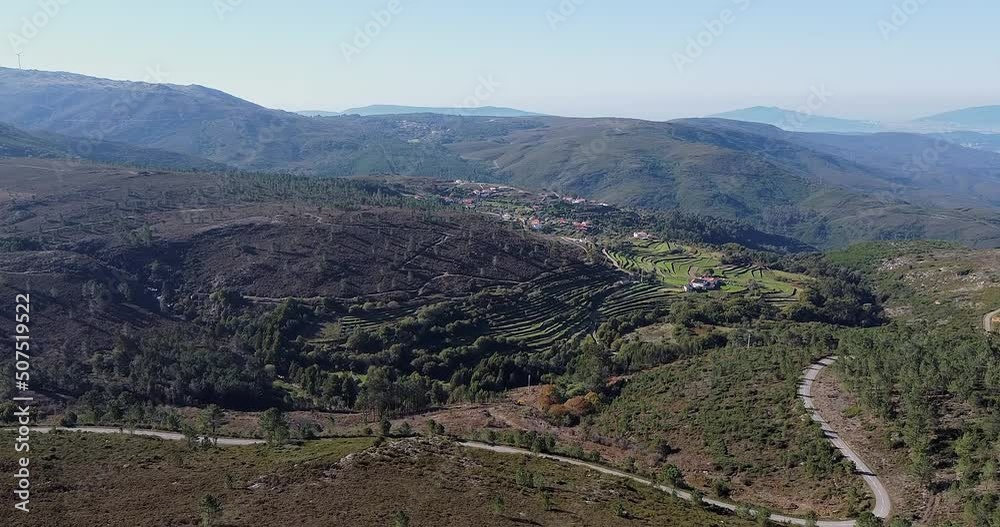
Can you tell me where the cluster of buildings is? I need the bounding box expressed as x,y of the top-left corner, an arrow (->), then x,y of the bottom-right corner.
444,186 -> 609,233
684,276 -> 724,293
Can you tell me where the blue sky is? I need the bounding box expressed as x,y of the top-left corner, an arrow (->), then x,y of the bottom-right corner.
4,0 -> 998,121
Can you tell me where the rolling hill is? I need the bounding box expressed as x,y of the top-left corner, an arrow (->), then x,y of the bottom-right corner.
338,105 -> 545,117
935,130 -> 1000,153
0,121 -> 225,170
3,67 -> 1000,248
296,106 -> 544,118
451,116 -> 1000,248
296,110 -> 342,117
684,118 -> 1000,209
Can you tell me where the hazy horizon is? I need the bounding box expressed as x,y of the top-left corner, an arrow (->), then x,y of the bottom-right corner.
5,0 -> 999,121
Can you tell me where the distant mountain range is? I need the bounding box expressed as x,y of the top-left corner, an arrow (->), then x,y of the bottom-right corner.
918,105 -> 1000,130
2,67 -> 1000,248
297,105 -> 545,118
712,105 -> 1000,138
709,106 -> 882,134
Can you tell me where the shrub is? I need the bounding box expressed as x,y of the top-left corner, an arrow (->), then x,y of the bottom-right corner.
60,411 -> 79,428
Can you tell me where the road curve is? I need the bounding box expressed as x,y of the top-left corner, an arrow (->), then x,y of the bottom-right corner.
800,357 -> 892,521
985,308 -> 1000,333
465,356 -> 891,527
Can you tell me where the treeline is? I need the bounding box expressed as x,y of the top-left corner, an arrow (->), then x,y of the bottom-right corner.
218,172 -> 449,211
0,236 -> 42,252
837,323 -> 1000,505
720,247 -> 885,327
545,201 -> 813,254
37,329 -> 274,409
647,210 -> 814,254
207,297 -> 562,418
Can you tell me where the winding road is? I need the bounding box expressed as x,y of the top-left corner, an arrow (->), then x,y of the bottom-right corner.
20,358 -> 889,526
985,307 -> 1000,333
466,356 -> 891,527
799,357 -> 892,522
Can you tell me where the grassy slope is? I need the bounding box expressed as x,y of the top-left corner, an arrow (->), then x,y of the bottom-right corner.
0,433 -> 757,527
607,239 -> 807,300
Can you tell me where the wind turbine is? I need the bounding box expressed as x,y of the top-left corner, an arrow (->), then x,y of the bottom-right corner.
16,52 -> 22,69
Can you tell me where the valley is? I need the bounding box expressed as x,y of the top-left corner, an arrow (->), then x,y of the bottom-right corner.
0,132 -> 994,526
0,41 -> 1000,527
0,152 -> 893,525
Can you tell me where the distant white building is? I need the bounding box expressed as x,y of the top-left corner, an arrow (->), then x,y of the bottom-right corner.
684,276 -> 724,293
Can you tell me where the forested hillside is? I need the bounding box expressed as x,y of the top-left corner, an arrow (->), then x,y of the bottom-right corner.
4,68 -> 1000,249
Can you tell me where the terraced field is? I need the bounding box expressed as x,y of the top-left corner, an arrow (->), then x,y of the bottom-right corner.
598,282 -> 679,320
309,304 -> 422,344
314,238 -> 807,352
310,264 -> 677,351
607,240 -> 807,304
485,265 -> 675,348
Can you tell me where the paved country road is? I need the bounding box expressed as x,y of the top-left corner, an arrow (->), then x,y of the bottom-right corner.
799,357 -> 892,521
28,426 -> 264,446
465,356 -> 892,527
985,308 -> 1000,333
19,358 -> 890,526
